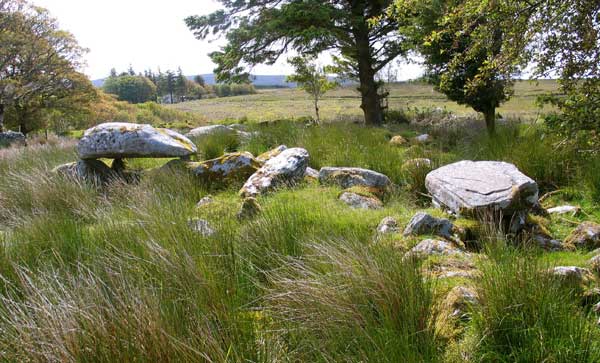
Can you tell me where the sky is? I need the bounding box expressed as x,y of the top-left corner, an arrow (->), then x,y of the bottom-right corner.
32,0 -> 423,81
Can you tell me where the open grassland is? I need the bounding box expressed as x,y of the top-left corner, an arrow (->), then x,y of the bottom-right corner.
0,118 -> 599,361
170,80 -> 559,123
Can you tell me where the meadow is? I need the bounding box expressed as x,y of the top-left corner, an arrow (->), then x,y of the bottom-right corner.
1,81 -> 600,362
170,79 -> 559,123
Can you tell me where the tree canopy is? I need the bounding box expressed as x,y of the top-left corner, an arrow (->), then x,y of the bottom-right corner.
0,0 -> 95,134
185,0 -> 408,125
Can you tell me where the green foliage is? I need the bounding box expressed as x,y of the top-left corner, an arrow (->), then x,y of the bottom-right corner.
102,74 -> 157,104
0,0 -> 96,135
185,0 -> 407,125
286,56 -> 338,123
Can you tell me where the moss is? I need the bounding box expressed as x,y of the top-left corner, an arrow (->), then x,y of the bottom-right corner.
338,186 -> 381,200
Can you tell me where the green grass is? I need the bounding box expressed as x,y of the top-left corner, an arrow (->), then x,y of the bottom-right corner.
1,109 -> 599,362
169,80 -> 559,123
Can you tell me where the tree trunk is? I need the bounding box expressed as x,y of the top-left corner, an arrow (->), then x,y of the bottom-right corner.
484,108 -> 496,136
314,98 -> 320,124
353,17 -> 383,125
0,104 -> 4,133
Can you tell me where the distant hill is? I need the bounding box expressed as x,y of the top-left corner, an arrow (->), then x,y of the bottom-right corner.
91,74 -> 294,88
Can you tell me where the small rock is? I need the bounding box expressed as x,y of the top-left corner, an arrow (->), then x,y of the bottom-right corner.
257,145 -> 287,162
78,122 -> 197,159
0,131 -> 26,148
237,197 -> 262,220
549,266 -> 591,284
319,167 -> 391,194
389,135 -> 408,146
240,148 -> 309,197
339,192 -> 383,210
413,134 -> 431,144
304,167 -> 319,180
377,217 -> 400,234
547,205 -> 581,216
564,222 -> 600,250
405,239 -> 465,259
187,218 -> 215,237
533,234 -> 563,251
403,212 -> 454,239
196,195 -> 214,208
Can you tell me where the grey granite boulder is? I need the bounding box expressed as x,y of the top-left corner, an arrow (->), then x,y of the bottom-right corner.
240,147 -> 309,197
403,212 -> 454,239
319,167 -> 391,192
78,122 -> 197,159
425,160 -> 538,216
565,222 -> 600,250
186,124 -> 235,138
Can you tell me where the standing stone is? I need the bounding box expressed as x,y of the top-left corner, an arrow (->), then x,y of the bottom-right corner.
425,160 -> 538,216
77,122 -> 197,159
319,167 -> 391,193
240,148 -> 309,197
52,159 -> 116,184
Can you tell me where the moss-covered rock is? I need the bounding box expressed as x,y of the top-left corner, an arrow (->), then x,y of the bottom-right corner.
237,197 -> 262,220
162,152 -> 261,185
389,135 -> 408,146
256,145 -> 287,162
564,222 -> 600,250
436,286 -> 479,340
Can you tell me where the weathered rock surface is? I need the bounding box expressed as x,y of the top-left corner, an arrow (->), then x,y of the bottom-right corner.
187,218 -> 215,237
589,255 -> 600,276
165,152 -> 261,184
413,134 -> 431,144
549,266 -> 591,284
237,197 -> 262,220
403,212 -> 454,239
405,239 -> 465,259
339,192 -> 383,210
53,159 -> 116,184
377,216 -> 400,234
78,122 -> 196,159
304,167 -> 319,180
319,167 -> 391,193
442,286 -> 479,320
425,160 -> 539,216
196,195 -> 214,208
186,124 -> 235,138
389,135 -> 408,146
547,205 -> 581,216
257,145 -> 287,162
0,131 -> 26,148
533,234 -> 564,251
564,222 -> 600,250
240,147 -> 309,197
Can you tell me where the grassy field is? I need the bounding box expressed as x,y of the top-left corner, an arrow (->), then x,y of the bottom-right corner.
0,113 -> 599,361
170,79 -> 559,123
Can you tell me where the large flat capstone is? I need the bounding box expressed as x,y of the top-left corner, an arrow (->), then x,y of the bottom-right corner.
77,122 -> 197,159
425,160 -> 538,215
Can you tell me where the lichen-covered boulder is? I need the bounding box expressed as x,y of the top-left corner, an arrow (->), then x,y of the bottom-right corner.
240,148 -> 309,197
425,160 -> 538,216
405,239 -> 465,259
77,122 -> 197,159
319,167 -> 392,194
52,159 -> 116,184
564,222 -> 600,250
304,167 -> 319,181
0,131 -> 26,148
549,266 -> 592,285
389,135 -> 408,146
339,191 -> 383,210
403,212 -> 454,239
163,152 -> 261,184
257,145 -> 287,162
